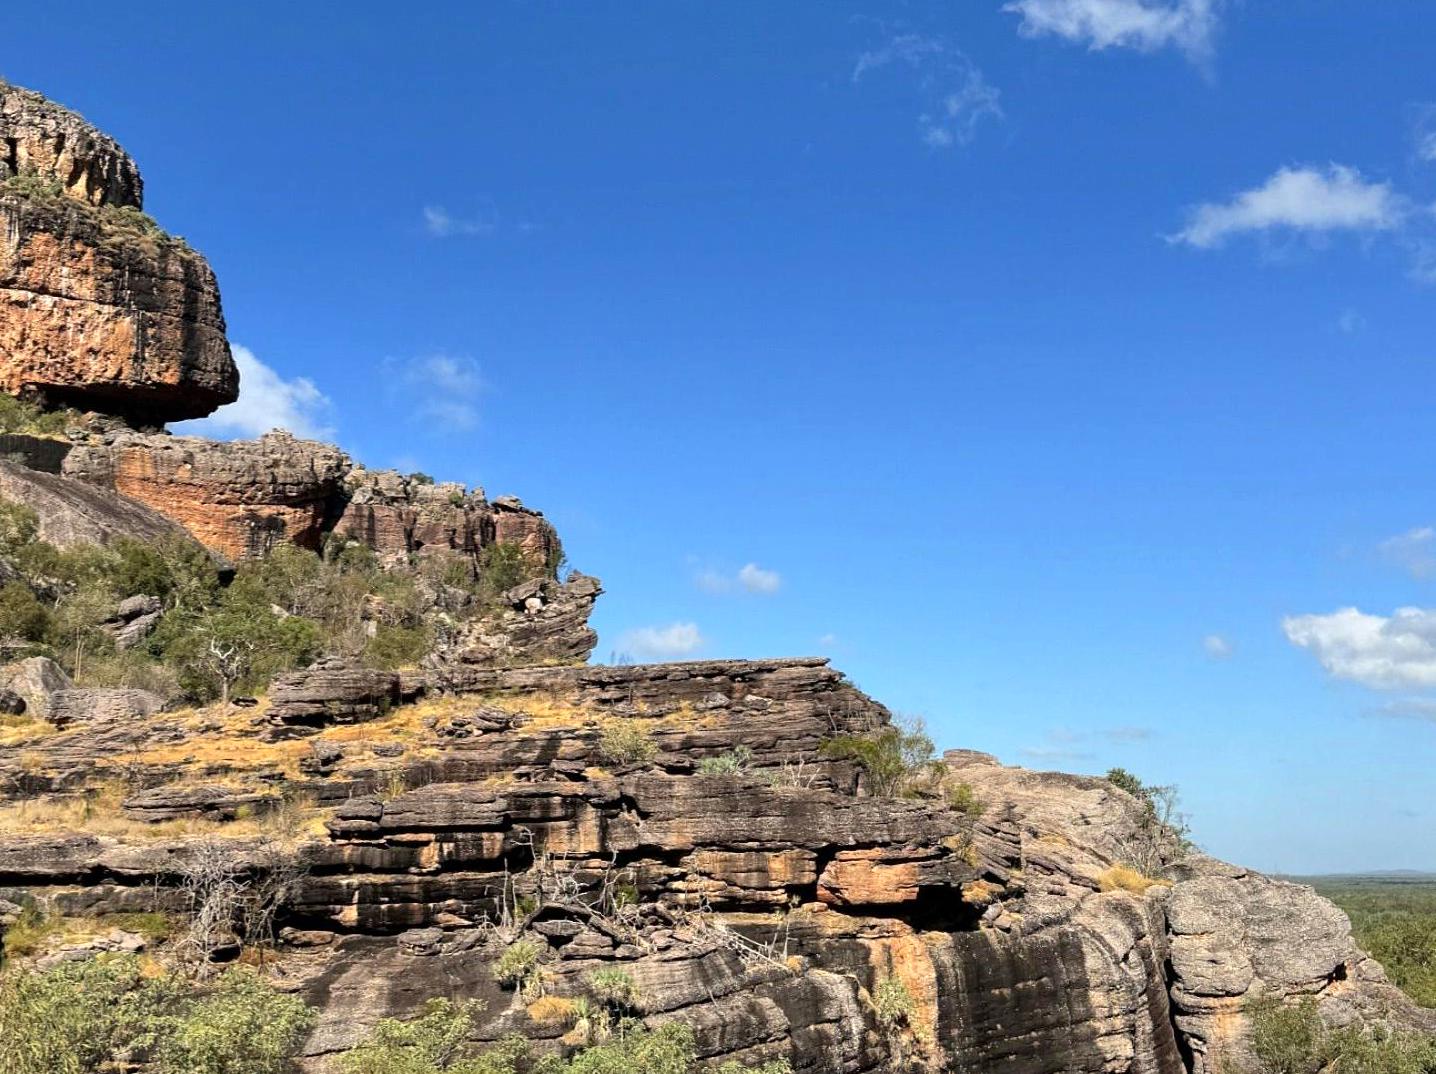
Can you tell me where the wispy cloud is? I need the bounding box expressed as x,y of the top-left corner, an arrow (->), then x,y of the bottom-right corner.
1336,308 -> 1365,334
694,563 -> 782,595
1379,527 -> 1436,579
1203,633 -> 1234,659
1004,0 -> 1220,61
1020,724 -> 1155,763
1413,104 -> 1436,163
386,354 -> 484,431
853,33 -> 1003,150
1284,606 -> 1436,689
1367,698 -> 1436,724
175,344 -> 333,440
422,205 -> 494,238
1171,165 -> 1406,249
616,622 -> 704,659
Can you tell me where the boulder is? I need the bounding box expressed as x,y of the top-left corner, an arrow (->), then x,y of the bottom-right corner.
47,688 -> 164,728
267,658 -> 404,733
2,656 -> 72,720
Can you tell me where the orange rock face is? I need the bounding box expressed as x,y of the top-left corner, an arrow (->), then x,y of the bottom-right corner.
64,431 -> 350,561
1,80 -> 142,208
0,196 -> 236,424
0,81 -> 237,424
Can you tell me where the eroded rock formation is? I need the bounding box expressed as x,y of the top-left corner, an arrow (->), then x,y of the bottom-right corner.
0,81 -> 236,424
0,80 -> 142,208
1,660 -> 1430,1072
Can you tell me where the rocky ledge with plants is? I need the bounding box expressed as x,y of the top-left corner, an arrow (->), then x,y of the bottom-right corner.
0,79 -> 1432,1074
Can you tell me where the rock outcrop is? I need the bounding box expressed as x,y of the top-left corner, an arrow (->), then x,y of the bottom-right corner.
0,458 -> 191,549
1,80 -> 142,208
1,659 -> 1427,1072
64,430 -> 349,559
0,82 -> 236,424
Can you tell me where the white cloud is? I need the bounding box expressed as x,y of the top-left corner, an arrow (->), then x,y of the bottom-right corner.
422,205 -> 493,238
1004,0 -> 1220,60
174,344 -> 332,440
616,622 -> 704,659
1379,527 -> 1436,579
1336,308 -> 1365,334
694,563 -> 782,595
853,34 -> 1003,149
1283,606 -> 1436,689
388,354 -> 483,431
737,563 -> 781,594
818,632 -> 839,648
1203,633 -> 1233,659
1171,165 -> 1405,249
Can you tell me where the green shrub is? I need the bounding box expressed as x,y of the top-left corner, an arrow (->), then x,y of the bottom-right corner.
479,542 -> 532,598
493,938 -> 544,990
599,723 -> 658,767
364,623 -> 433,670
1246,997 -> 1436,1074
0,959 -> 309,1074
0,581 -> 51,642
820,717 -> 940,798
872,976 -> 916,1030
1103,767 -> 1193,875
697,745 -> 753,775
339,997 -> 485,1074
944,781 -> 983,817
537,1021 -> 694,1074
0,956 -> 155,1074
150,969 -> 315,1074
586,967 -> 641,1011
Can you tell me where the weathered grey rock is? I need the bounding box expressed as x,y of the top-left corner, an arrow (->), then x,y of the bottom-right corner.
437,572 -> 602,668
2,655 -> 72,720
122,783 -> 279,823
0,461 -> 192,550
267,658 -> 405,733
47,688 -> 164,729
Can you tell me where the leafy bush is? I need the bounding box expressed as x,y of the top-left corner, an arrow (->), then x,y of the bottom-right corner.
0,959 -> 311,1074
339,997 -> 486,1074
0,393 -> 72,436
599,723 -> 658,767
0,581 -> 50,642
1245,997 -> 1436,1074
872,976 -> 916,1030
586,967 -> 641,1012
944,781 -> 983,817
1104,767 -> 1192,875
820,717 -> 941,798
493,938 -> 544,989
697,745 -> 753,775
479,542 -> 532,599
149,969 -> 315,1074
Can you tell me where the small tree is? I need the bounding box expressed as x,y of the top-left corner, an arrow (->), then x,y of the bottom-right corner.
1104,768 -> 1192,875
820,716 -> 941,797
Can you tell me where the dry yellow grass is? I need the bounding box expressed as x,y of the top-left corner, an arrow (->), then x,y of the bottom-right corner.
0,715 -> 56,747
960,879 -> 1003,907
526,995 -> 579,1027
0,780 -> 331,841
1097,865 -> 1170,895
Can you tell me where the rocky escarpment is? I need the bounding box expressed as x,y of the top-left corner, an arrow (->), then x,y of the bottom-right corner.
0,81 -> 236,424
59,430 -> 564,569
0,659 -> 1429,1073
0,80 -> 142,208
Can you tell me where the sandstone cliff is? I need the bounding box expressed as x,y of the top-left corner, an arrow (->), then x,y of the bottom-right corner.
0,81 -> 236,424
0,80 -> 1430,1074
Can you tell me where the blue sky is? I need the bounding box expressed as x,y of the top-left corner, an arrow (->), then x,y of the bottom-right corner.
5,0 -> 1435,873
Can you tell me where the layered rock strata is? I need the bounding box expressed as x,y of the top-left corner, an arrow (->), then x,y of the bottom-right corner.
0,80 -> 142,208
0,659 -> 1429,1073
